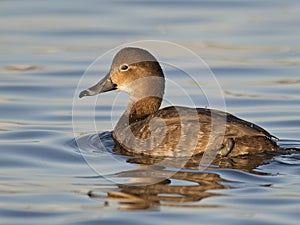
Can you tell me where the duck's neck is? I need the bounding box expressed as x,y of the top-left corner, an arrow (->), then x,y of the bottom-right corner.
114,96 -> 162,135
120,75 -> 165,125
127,96 -> 162,124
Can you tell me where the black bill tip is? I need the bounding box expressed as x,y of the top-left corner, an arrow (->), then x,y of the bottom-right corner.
79,90 -> 90,98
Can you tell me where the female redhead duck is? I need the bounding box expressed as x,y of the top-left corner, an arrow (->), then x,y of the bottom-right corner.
80,47 -> 279,157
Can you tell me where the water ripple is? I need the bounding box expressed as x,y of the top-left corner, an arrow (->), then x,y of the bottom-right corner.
72,131 -> 115,155
274,154 -> 300,165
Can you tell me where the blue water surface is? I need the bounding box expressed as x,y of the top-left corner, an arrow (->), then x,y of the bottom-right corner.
0,0 -> 300,224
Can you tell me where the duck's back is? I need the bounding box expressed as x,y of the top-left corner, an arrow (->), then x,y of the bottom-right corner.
113,106 -> 280,157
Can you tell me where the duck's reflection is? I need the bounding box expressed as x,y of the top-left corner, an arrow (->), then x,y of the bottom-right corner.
108,171 -> 224,210
88,152 -> 277,210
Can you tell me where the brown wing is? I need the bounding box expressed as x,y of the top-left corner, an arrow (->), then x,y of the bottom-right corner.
116,106 -> 279,157
197,107 -> 276,139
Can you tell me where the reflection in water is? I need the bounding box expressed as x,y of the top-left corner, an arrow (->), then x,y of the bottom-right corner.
86,133 -> 289,210
82,132 -> 300,210
224,90 -> 262,98
89,166 -> 226,210
274,78 -> 300,85
108,171 -> 224,210
3,65 -> 43,71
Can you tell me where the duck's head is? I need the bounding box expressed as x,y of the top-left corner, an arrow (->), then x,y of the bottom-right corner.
79,47 -> 165,101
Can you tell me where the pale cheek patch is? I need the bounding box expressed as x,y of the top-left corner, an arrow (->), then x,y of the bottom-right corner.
119,84 -> 132,93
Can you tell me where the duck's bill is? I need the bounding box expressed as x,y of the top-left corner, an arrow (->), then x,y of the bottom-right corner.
79,73 -> 116,98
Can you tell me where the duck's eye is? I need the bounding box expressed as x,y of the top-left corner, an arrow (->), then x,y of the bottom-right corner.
119,64 -> 129,71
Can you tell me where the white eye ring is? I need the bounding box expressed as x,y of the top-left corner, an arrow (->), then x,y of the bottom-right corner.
119,64 -> 129,71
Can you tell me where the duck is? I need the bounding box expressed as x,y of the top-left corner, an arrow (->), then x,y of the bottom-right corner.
79,47 -> 280,157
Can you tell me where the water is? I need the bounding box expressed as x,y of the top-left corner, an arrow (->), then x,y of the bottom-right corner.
1,0 -> 300,224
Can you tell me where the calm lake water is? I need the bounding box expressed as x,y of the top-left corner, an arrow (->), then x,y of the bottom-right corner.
1,0 -> 300,224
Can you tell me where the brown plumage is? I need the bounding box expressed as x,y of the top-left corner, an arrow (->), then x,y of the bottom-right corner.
80,47 -> 279,157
